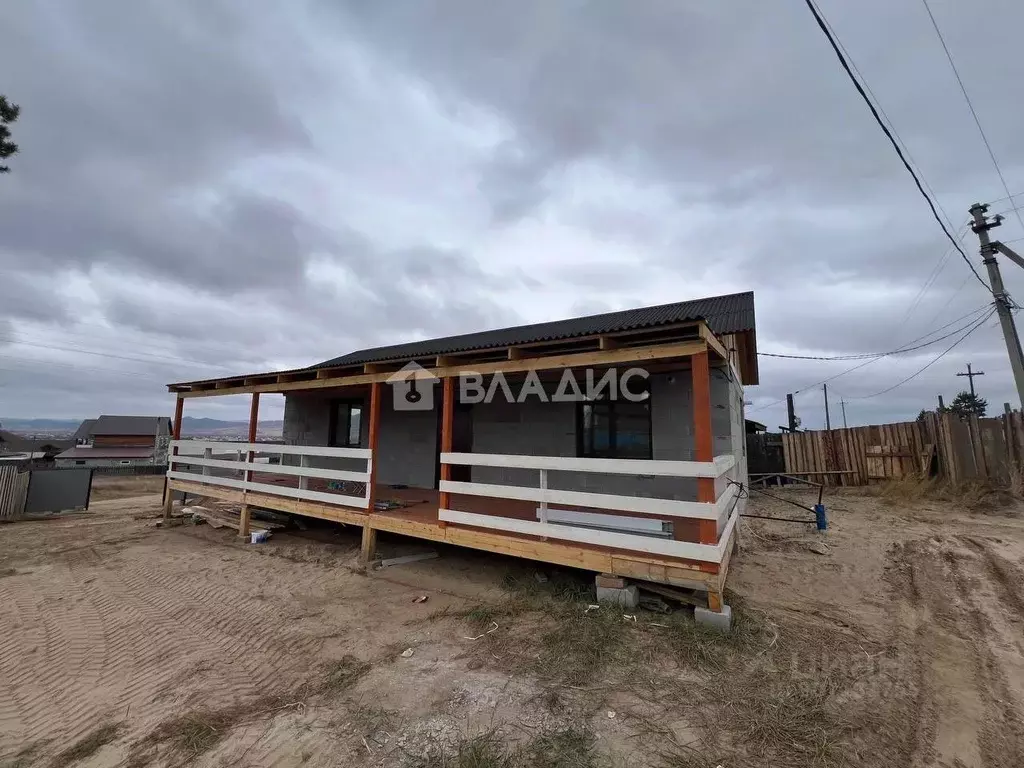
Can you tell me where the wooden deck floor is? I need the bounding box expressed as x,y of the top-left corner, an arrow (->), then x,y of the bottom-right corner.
168,474 -> 734,598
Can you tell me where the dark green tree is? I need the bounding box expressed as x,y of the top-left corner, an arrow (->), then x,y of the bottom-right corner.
0,95 -> 20,173
949,390 -> 987,418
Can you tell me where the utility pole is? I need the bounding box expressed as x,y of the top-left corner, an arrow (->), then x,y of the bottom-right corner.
969,203 -> 1024,407
786,393 -> 797,432
840,398 -> 848,428
938,394 -> 945,410
955,362 -> 985,397
823,383 -> 832,431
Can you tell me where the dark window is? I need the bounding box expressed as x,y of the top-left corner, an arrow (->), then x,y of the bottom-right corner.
75,460 -> 86,465
329,401 -> 364,448
577,391 -> 652,460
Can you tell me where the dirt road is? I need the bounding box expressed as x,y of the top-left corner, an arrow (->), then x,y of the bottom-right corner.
1,486 -> 1023,767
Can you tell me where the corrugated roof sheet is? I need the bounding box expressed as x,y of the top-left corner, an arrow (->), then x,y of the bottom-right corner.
73,419 -> 97,440
315,291 -> 754,369
92,416 -> 171,436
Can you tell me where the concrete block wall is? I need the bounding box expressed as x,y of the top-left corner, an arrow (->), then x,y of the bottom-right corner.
282,389 -> 438,487
471,372 -> 710,501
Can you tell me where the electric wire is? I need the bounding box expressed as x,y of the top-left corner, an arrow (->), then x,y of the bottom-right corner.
846,307 -> 995,399
758,303 -> 992,360
920,0 -> 1024,237
802,0 -> 990,292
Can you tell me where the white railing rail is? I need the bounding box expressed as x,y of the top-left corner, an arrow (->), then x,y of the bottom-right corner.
438,452 -> 742,563
167,440 -> 373,510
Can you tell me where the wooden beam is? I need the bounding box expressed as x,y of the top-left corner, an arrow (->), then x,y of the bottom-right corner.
174,339 -> 707,398
435,355 -> 458,367
690,351 -> 718,549
438,377 -> 455,527
507,347 -> 524,360
239,505 -> 252,539
598,336 -> 620,351
246,393 -> 259,485
162,396 -> 185,519
366,382 -> 381,517
360,525 -> 377,563
699,323 -> 729,362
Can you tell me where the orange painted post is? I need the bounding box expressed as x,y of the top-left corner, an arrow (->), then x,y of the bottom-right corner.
366,382 -> 382,513
691,351 -> 719,547
240,392 -> 260,538
438,376 -> 455,527
362,383 -> 381,568
162,396 -> 185,519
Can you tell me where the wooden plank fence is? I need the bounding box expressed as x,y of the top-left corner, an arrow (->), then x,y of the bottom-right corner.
782,411 -> 1024,486
0,464 -> 30,519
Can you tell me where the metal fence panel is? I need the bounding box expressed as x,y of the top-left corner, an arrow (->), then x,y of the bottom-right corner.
24,468 -> 93,514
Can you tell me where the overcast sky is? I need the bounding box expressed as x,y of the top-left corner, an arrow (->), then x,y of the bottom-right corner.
2,0 -> 1024,429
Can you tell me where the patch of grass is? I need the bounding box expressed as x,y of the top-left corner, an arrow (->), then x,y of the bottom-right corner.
414,733 -> 515,768
50,723 -> 120,768
412,727 -> 597,768
535,604 -> 627,687
323,655 -> 371,693
521,727 -> 598,768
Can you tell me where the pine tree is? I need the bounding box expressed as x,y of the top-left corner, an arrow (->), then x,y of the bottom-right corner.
949,390 -> 987,418
0,95 -> 20,173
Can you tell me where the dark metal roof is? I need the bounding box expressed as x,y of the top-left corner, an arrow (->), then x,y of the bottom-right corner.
92,415 -> 171,437
56,446 -> 155,460
74,419 -> 97,440
315,291 -> 755,369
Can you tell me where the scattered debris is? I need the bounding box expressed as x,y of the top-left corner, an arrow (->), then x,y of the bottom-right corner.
463,622 -> 499,641
400,648 -> 414,658
379,551 -> 439,568
636,581 -> 704,607
607,710 -> 616,719
186,506 -> 279,534
534,570 -> 549,584
622,614 -> 637,622
412,595 -> 429,604
808,541 -> 831,556
638,596 -> 672,614
250,530 -> 271,544
584,604 -> 601,613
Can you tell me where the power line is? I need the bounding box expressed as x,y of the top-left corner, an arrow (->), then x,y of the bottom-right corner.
748,304 -> 993,414
920,0 -> 1024,237
801,0 -> 990,292
758,303 -> 993,360
0,336 -> 234,370
847,307 -> 995,399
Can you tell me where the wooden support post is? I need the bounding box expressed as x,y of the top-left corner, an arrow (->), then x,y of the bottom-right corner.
367,382 -> 382,513
361,525 -> 377,563
245,393 -> 259,484
691,351 -> 718,547
298,455 -> 310,490
438,376 -> 455,527
707,590 -> 723,613
239,392 -> 260,538
162,396 -> 184,519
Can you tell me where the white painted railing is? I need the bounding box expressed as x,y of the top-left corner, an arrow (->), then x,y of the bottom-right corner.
167,440 -> 373,510
438,452 -> 741,563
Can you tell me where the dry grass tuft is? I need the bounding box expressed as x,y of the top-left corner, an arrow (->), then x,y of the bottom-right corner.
133,709 -> 235,762
2,741 -> 46,768
411,727 -> 597,768
857,474 -> 1023,513
323,654 -> 372,693
49,723 -> 120,768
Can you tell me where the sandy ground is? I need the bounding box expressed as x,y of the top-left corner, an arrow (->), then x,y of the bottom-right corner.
1,481 -> 1023,767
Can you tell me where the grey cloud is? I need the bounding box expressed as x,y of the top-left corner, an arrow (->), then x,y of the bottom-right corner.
3,0 -> 1024,427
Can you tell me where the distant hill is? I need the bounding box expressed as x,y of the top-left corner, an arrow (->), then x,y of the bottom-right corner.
0,417 -> 284,437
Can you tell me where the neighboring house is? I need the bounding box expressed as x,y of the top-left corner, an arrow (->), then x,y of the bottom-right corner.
55,416 -> 172,468
0,428 -> 73,460
164,291 -> 757,625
